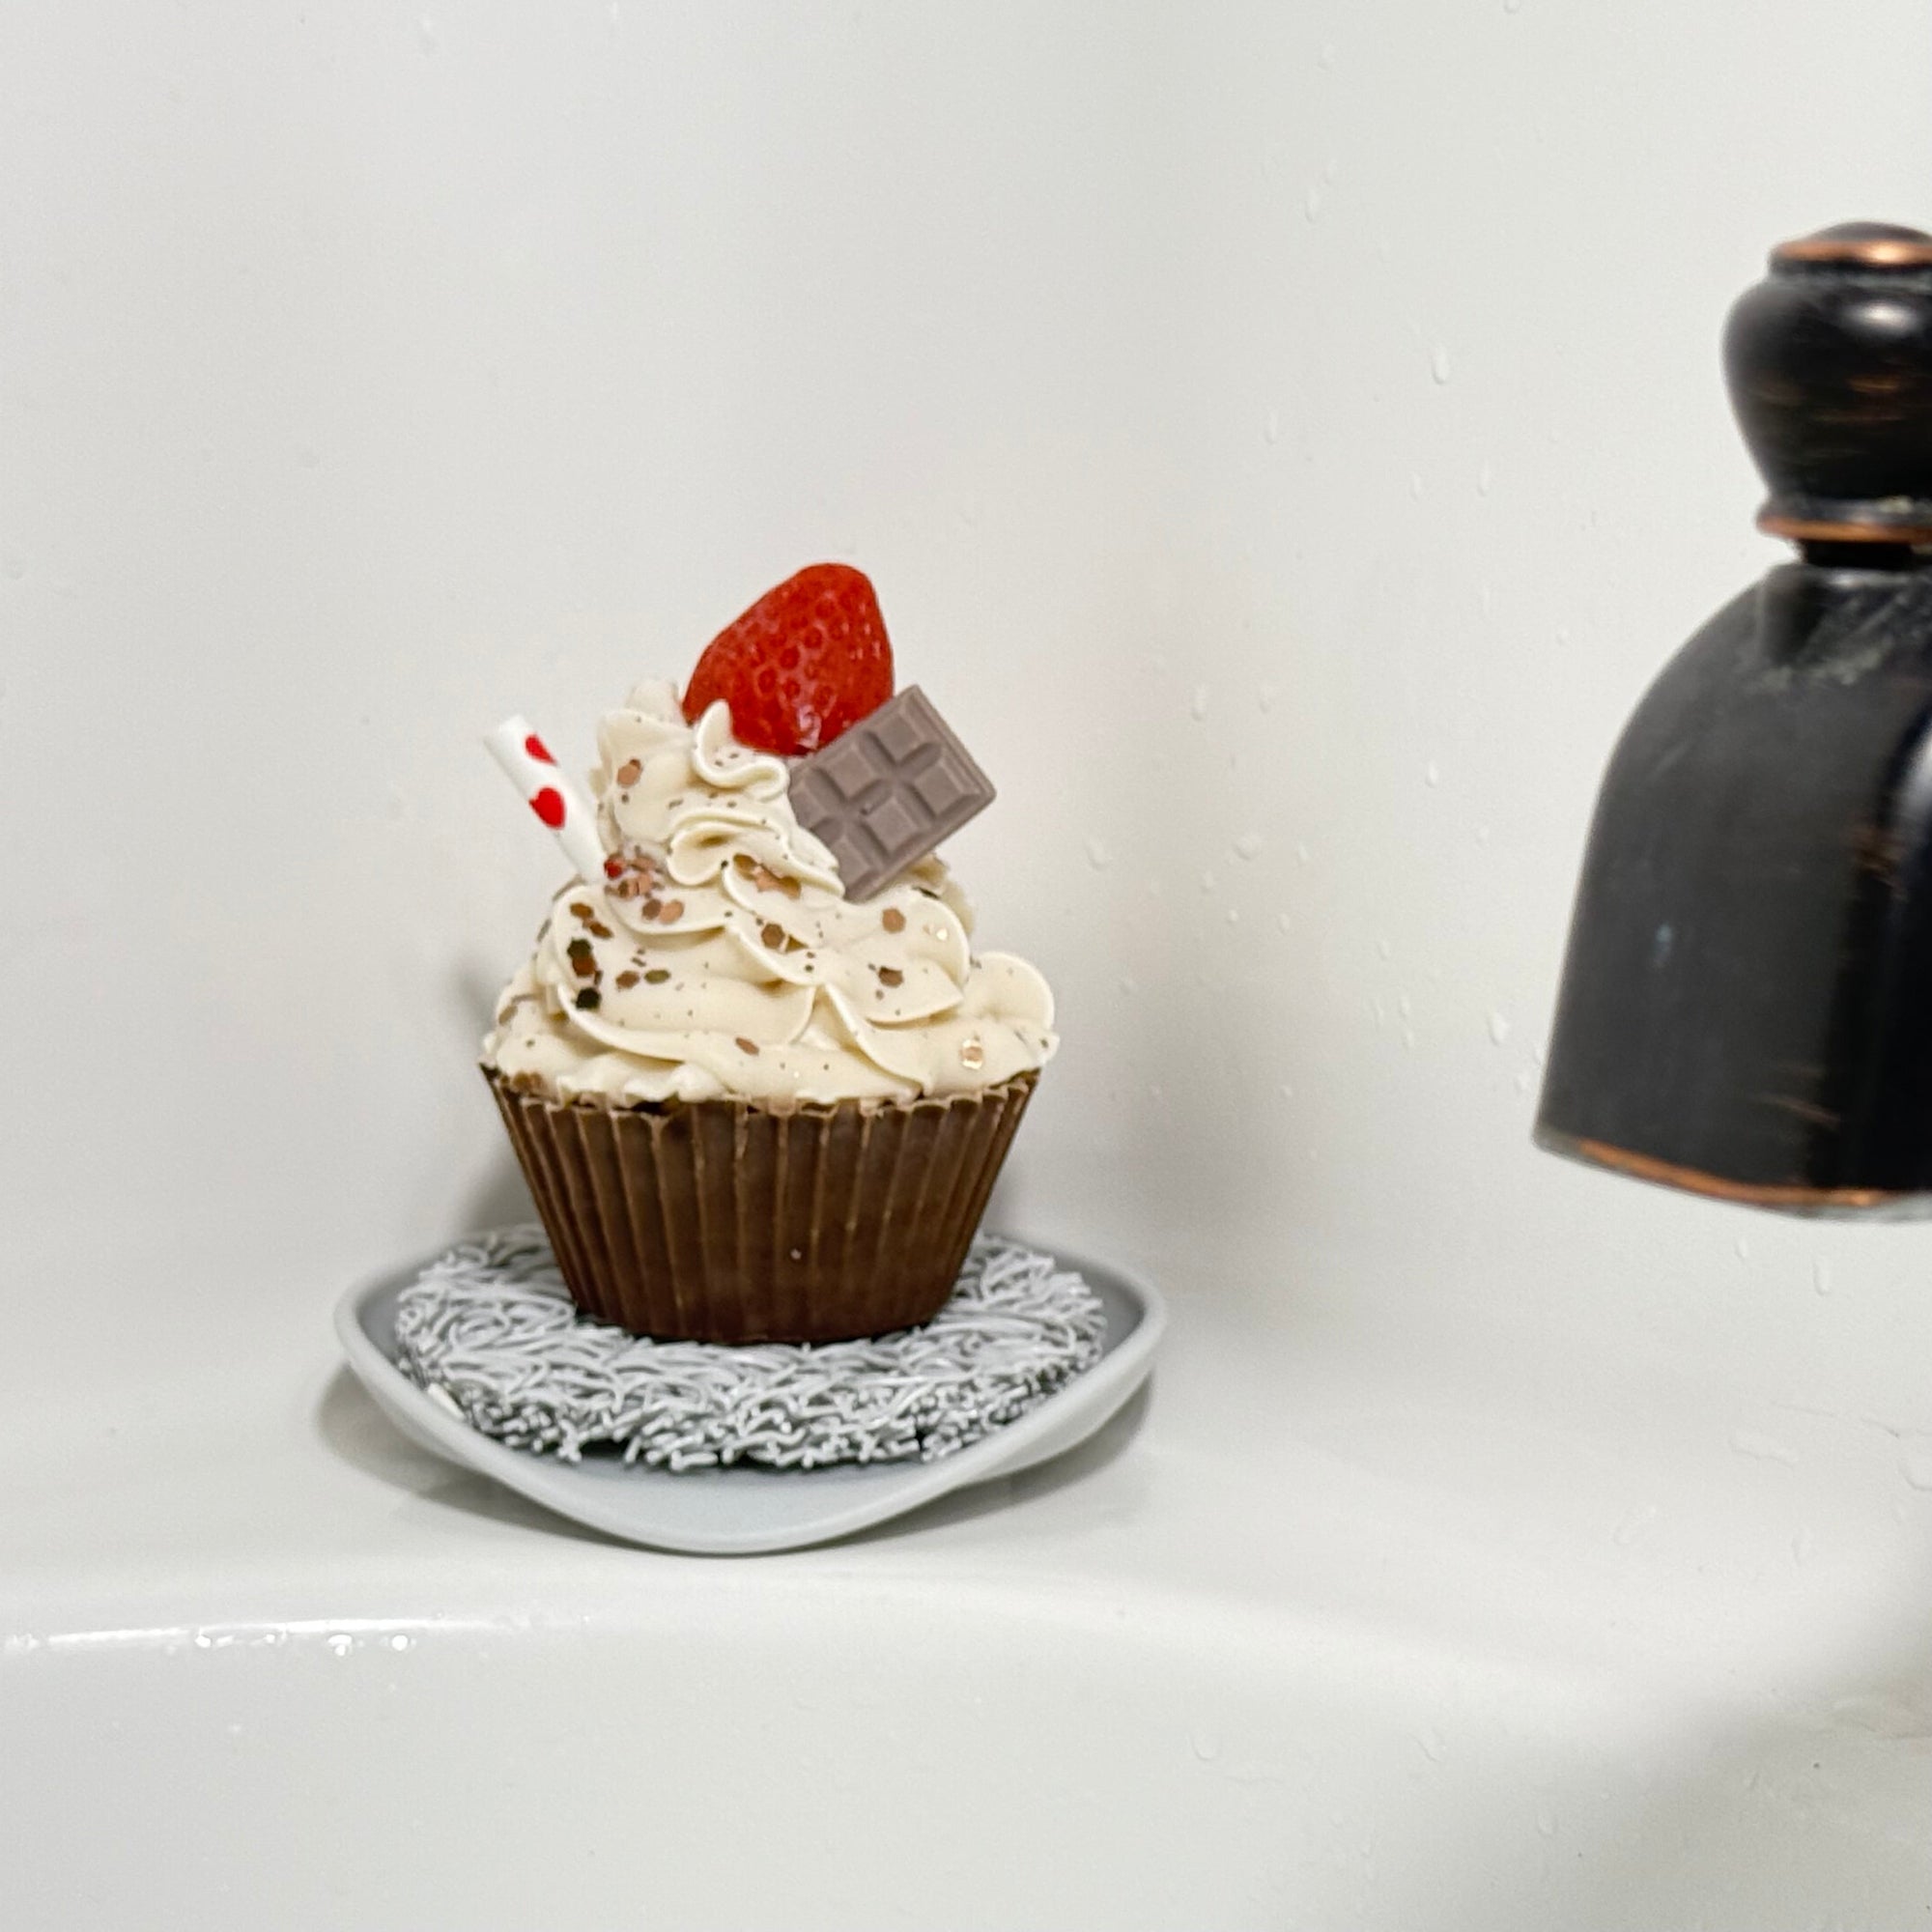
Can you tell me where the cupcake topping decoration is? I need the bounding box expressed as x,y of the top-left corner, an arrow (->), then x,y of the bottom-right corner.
483,678 -> 1054,1107
682,562 -> 895,756
484,713 -> 610,884
786,686 -> 995,901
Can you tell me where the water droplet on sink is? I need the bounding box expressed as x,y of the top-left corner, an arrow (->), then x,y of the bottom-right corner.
1488,1011 -> 1511,1045
327,1633 -> 355,1657
1086,838 -> 1112,870
1536,1805 -> 1557,1838
1234,832 -> 1264,861
1303,186 -> 1321,223
1199,870 -> 1216,893
1735,1236 -> 1751,1261
1415,1727 -> 1448,1763
1190,1728 -> 1223,1761
1425,760 -> 1441,786
1431,346 -> 1452,385
1226,906 -> 1240,924
1812,1258 -> 1833,1295
1256,681 -> 1278,712
1190,684 -> 1210,721
1900,1444 -> 1932,1491
1264,406 -> 1283,441
389,1634 -> 412,1653
1277,911 -> 1292,932
1377,937 -> 1392,959
1477,462 -> 1494,497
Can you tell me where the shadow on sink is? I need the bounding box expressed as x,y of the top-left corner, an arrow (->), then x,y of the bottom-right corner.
314,1365 -> 1152,1554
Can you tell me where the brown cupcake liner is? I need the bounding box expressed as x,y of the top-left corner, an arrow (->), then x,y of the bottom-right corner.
483,1067 -> 1038,1344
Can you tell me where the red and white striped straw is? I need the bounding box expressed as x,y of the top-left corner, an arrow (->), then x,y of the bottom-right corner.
484,715 -> 611,883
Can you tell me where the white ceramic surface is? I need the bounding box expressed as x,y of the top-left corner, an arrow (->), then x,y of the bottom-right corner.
335,1236 -> 1167,1554
10,2 -> 1932,1925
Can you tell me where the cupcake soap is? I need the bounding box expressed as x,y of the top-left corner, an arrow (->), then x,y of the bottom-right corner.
482,565 -> 1057,1343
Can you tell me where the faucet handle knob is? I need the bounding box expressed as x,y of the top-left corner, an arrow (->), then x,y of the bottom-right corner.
1725,221 -> 1932,547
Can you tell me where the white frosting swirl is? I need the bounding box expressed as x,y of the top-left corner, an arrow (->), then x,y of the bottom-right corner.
483,682 -> 1057,1106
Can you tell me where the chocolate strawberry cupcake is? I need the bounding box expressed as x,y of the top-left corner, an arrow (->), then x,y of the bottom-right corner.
482,566 -> 1057,1343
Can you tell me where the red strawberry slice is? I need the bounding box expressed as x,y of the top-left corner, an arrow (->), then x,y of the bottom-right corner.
683,563 -> 894,755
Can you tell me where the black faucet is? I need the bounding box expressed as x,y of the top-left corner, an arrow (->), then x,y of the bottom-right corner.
1539,223 -> 1932,1214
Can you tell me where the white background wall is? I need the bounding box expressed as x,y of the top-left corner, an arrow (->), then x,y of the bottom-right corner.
6,1 -> 1932,1445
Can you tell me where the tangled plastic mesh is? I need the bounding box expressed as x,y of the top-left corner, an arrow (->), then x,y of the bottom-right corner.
393,1225 -> 1106,1471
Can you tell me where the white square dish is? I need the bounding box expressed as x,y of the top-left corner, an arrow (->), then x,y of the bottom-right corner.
334,1234 -> 1166,1554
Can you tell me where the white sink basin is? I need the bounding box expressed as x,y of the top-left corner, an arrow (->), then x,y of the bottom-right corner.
7,1293 -> 1932,1929
9,1589 -> 1929,1929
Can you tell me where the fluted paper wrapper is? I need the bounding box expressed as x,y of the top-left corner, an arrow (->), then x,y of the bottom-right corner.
483,1069 -> 1038,1343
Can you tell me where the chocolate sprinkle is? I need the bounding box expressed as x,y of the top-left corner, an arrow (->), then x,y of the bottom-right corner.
575,988 -> 602,1010
614,970 -> 639,989
615,758 -> 642,786
736,1037 -> 760,1055
882,907 -> 906,933
878,966 -> 904,987
644,968 -> 670,984
568,901 -> 593,919
660,899 -> 685,923
760,922 -> 785,950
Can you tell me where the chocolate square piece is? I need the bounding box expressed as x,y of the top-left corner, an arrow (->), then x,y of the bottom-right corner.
788,685 -> 995,900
